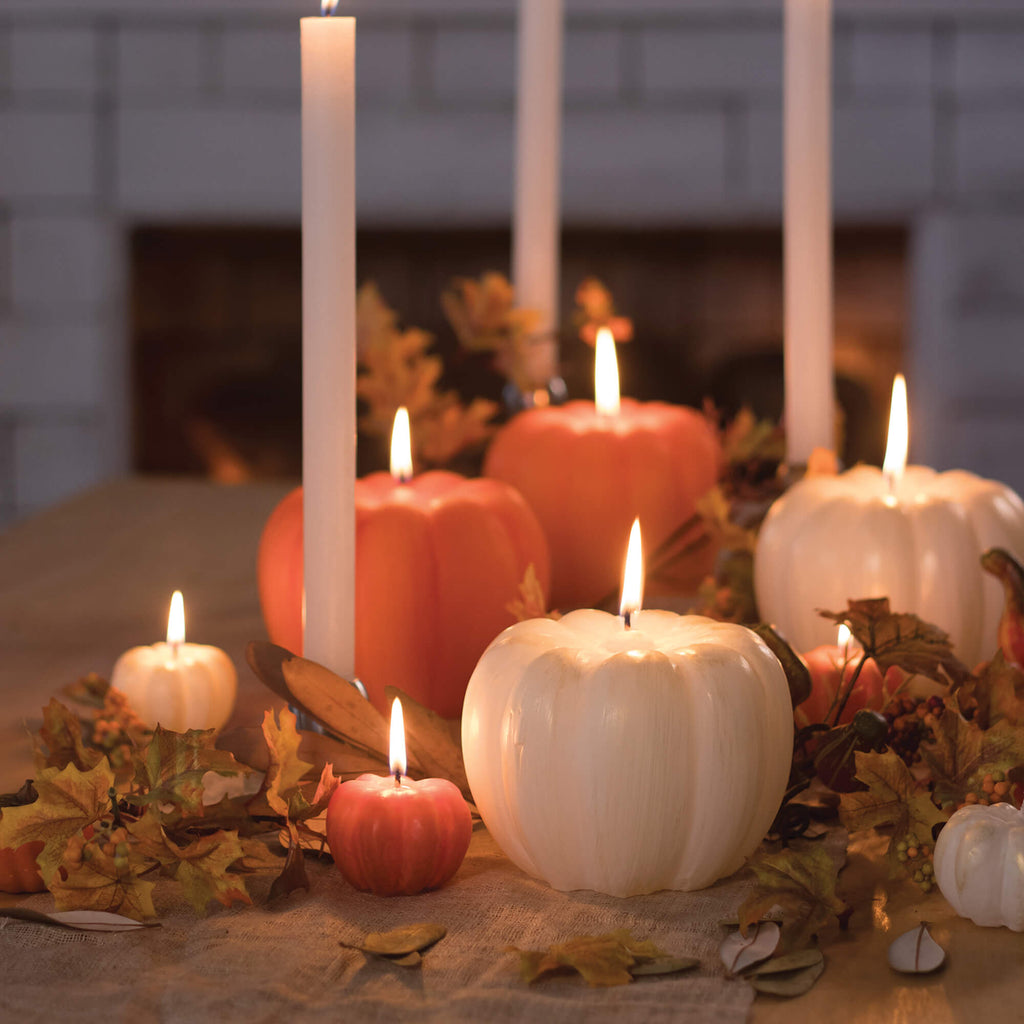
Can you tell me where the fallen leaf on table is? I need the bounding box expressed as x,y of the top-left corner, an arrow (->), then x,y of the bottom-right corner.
356,923 -> 447,957
743,948 -> 823,976
0,907 -> 159,931
749,958 -> 825,997
511,930 -> 673,987
629,957 -> 700,977
737,842 -> 850,952
720,921 -> 780,974
888,923 -> 945,974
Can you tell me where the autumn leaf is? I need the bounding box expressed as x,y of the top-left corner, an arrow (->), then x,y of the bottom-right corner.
137,726 -> 247,818
50,841 -> 157,921
269,822 -> 309,901
168,830 -> 252,914
737,843 -> 851,952
507,563 -> 560,623
839,750 -> 947,872
60,672 -> 110,710
34,698 -> 103,772
260,708 -> 316,819
511,930 -> 668,987
0,761 -> 115,885
920,701 -> 1024,807
963,653 -> 1024,729
573,277 -> 633,346
820,598 -> 971,689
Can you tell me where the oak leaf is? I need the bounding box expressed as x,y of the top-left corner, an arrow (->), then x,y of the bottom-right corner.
0,761 -> 115,885
839,750 -> 947,872
737,842 -> 851,952
511,930 -> 668,987
260,708 -> 316,819
50,841 -> 157,921
168,830 -> 252,914
821,598 -> 971,689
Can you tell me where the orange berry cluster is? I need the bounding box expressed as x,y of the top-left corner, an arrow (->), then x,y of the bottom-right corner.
958,771 -> 1011,810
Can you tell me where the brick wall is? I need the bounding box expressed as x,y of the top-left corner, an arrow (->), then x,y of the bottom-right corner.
2,0 -> 1024,522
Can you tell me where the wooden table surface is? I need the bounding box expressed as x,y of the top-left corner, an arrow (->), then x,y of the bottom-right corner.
2,478 -> 1022,1023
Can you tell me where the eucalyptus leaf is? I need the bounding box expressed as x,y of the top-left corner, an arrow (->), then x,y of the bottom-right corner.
720,921 -> 780,974
351,923 -> 447,957
744,949 -> 823,976
630,957 -> 700,977
750,959 -> 825,997
888,923 -> 945,974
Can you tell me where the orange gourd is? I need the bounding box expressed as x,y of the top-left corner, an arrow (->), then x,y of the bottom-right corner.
0,837 -> 44,894
484,399 -> 721,609
258,471 -> 550,718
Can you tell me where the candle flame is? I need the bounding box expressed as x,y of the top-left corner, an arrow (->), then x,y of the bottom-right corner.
321,0 -> 339,15
837,623 -> 851,648
167,590 -> 186,645
882,373 -> 908,494
594,327 -> 621,417
390,406 -> 413,483
389,697 -> 407,780
619,518 -> 644,625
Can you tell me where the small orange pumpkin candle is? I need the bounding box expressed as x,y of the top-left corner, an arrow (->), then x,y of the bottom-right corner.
484,329 -> 721,609
326,697 -> 471,896
258,409 -> 550,717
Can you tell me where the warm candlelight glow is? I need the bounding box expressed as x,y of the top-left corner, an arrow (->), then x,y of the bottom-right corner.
167,590 -> 186,646
883,373 -> 908,495
390,406 -> 413,483
321,0 -> 339,15
389,697 -> 407,780
594,327 -> 621,417
619,517 -> 644,626
837,623 -> 851,648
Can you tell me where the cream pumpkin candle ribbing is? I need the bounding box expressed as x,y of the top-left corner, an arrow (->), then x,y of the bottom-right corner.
462,523 -> 792,897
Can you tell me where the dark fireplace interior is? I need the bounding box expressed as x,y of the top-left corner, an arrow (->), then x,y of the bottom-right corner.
131,225 -> 906,481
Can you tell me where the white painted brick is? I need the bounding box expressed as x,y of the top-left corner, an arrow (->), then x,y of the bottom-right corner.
433,27 -> 515,103
834,100 -> 934,210
563,108 -> 728,221
11,215 -> 118,312
0,110 -> 95,199
955,107 -> 1024,196
565,27 -> 621,102
359,109 -> 512,223
117,27 -> 204,99
0,319 -> 106,409
952,29 -> 1024,94
223,27 -> 297,97
117,107 -> 299,217
848,27 -> 932,95
11,27 -> 98,96
641,27 -> 781,96
14,417 -> 104,511
359,28 -> 416,105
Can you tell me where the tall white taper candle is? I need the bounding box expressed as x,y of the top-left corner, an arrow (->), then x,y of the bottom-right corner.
300,8 -> 356,679
784,0 -> 835,464
512,0 -> 564,387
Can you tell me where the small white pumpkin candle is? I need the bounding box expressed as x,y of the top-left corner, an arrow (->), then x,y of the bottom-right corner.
462,519 -> 793,897
756,375 -> 1024,665
111,591 -> 237,733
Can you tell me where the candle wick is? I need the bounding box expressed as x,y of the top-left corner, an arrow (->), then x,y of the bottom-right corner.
623,610 -> 632,630
393,771 -> 402,788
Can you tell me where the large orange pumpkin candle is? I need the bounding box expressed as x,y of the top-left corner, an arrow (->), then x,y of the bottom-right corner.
326,697 -> 471,896
258,408 -> 550,717
484,329 -> 721,609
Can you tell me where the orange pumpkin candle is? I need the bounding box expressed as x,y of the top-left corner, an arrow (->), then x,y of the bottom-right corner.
484,329 -> 721,609
258,408 -> 550,717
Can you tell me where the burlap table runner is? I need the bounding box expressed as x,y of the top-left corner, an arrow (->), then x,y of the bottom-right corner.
0,830 -> 757,1023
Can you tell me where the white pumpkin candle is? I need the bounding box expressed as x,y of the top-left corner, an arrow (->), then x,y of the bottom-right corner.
111,591 -> 237,733
462,520 -> 792,897
755,375 -> 1024,665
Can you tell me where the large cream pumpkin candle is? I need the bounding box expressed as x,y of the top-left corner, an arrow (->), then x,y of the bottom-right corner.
110,591 -> 237,733
258,409 -> 550,718
756,375 -> 1024,666
484,329 -> 721,609
462,519 -> 792,897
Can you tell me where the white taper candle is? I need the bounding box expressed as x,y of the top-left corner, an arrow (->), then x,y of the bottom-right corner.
300,9 -> 356,679
512,0 -> 564,387
784,0 -> 835,464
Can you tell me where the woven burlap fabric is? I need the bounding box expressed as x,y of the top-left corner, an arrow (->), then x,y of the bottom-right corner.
0,830 -> 756,1023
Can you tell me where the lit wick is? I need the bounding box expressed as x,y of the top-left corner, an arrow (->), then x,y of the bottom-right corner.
320,0 -> 339,16
620,517 -> 643,631
882,373 -> 908,500
167,590 -> 186,660
389,697 -> 406,788
390,407 -> 413,485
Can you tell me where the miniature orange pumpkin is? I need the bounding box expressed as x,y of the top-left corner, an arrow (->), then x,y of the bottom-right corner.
483,399 -> 721,609
258,472 -> 550,718
0,837 -> 44,894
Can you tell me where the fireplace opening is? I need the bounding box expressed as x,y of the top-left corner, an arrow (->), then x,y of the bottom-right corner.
131,224 -> 906,481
